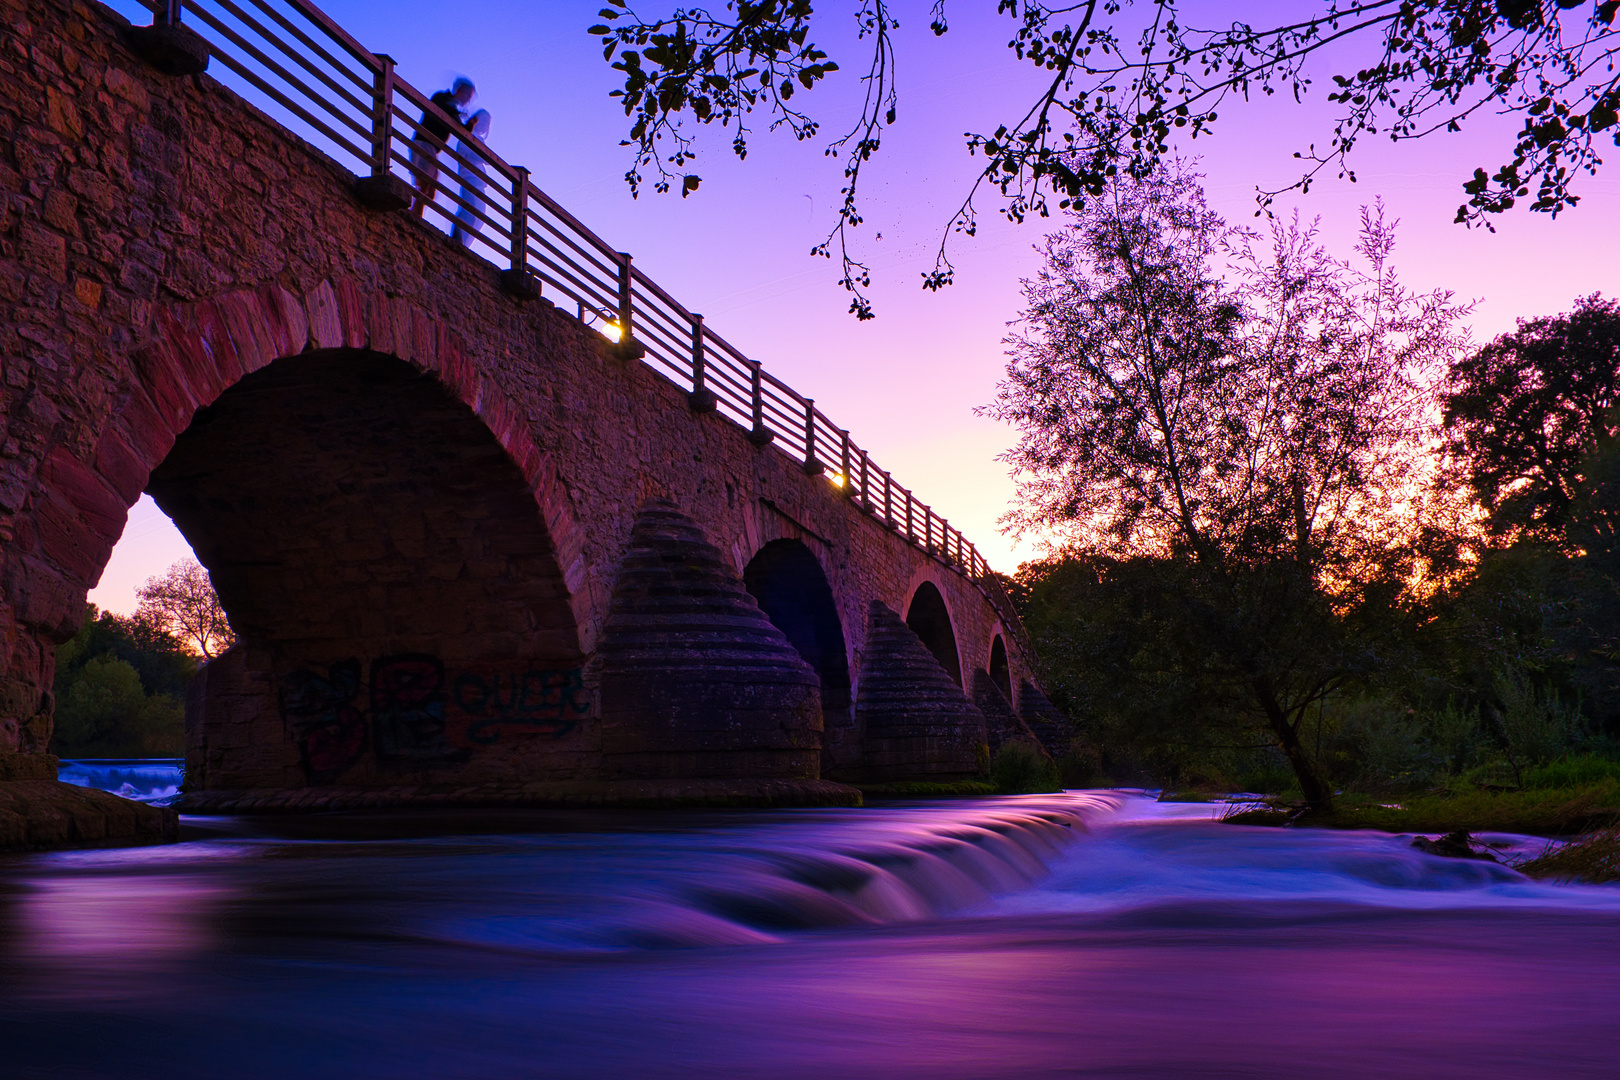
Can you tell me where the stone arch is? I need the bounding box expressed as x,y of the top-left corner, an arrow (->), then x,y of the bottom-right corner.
743,537 -> 852,730
905,580 -> 961,687
988,633 -> 1012,702
9,282 -> 590,786
44,282 -> 585,611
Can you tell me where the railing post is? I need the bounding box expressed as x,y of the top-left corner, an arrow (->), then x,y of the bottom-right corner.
352,54 -> 412,211
840,430 -> 852,496
802,400 -> 824,476
747,362 -> 774,445
884,472 -> 893,526
859,450 -> 870,511
130,0 -> 209,75
688,314 -> 716,413
924,509 -> 934,555
499,166 -> 540,299
905,491 -> 914,541
614,252 -> 645,359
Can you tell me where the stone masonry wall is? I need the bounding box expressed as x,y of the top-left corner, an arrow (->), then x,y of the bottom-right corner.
0,0 -> 1043,797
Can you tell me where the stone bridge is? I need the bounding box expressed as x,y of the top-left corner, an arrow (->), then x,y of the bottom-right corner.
0,0 -> 1070,839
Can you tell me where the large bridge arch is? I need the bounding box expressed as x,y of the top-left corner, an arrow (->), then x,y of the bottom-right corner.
11,284 -> 595,786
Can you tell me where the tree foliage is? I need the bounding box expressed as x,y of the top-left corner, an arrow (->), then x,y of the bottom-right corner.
1440,293 -> 1620,542
135,558 -> 235,660
986,163 -> 1468,809
593,0 -> 1620,316
51,606 -> 196,758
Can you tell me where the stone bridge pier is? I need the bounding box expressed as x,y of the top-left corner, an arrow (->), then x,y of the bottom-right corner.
0,0 -> 1070,845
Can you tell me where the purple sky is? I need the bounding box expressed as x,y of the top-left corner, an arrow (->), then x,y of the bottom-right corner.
90,0 -> 1620,613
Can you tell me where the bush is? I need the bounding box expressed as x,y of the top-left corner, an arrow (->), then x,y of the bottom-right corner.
1523,754 -> 1620,790
1057,738 -> 1102,788
991,741 -> 1061,794
53,654 -> 185,758
1494,670 -> 1588,779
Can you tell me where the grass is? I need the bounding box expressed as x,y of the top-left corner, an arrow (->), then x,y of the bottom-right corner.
1319,780 -> 1620,835
1515,829 -> 1620,884
1522,754 -> 1620,790
1219,778 -> 1620,836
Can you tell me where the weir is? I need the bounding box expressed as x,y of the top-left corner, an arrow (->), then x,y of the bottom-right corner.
0,0 -> 1075,848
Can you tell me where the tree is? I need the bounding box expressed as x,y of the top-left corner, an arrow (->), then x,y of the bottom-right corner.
593,0 -> 1620,316
985,162 -> 1468,810
51,606 -> 196,758
55,604 -> 198,700
135,559 -> 235,660
52,654 -> 185,758
1440,294 -> 1620,542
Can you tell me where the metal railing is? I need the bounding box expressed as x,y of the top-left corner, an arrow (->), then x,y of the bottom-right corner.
131,0 -> 1021,629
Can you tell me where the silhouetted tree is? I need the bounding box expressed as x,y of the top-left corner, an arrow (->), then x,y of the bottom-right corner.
136,558 -> 235,660
1441,294 -> 1620,542
987,162 -> 1468,810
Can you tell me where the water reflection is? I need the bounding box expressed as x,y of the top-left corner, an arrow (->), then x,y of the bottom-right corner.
1,793 -> 1618,1078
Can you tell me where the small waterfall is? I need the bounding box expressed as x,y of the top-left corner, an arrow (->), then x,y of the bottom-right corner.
595,794 -> 1124,947
57,759 -> 184,804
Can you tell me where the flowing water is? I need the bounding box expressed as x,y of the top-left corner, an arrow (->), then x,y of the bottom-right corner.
56,760 -> 184,805
3,774 -> 1619,1078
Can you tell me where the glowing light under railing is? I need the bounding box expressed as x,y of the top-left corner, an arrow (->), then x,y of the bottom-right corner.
601,321 -> 623,344
828,472 -> 846,489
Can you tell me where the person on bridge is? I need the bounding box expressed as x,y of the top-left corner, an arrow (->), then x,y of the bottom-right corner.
410,77 -> 476,218
450,109 -> 492,248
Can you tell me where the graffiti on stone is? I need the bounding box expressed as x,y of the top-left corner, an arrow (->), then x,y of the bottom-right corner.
450,667 -> 590,744
279,659 -> 367,783
371,653 -> 469,765
280,656 -> 590,779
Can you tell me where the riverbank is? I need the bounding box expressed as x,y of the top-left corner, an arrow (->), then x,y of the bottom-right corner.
1221,779 -> 1620,835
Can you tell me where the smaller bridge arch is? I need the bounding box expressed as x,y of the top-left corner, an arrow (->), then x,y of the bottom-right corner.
905,580 -> 962,687
988,633 -> 1012,702
742,539 -> 852,728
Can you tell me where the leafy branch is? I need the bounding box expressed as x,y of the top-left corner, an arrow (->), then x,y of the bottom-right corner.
594,1 -> 1620,317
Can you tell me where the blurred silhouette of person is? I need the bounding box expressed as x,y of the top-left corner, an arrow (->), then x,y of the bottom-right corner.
450,109 -> 492,248
411,77 -> 475,217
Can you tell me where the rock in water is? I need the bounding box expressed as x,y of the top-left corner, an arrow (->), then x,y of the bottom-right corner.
1412,830 -> 1498,861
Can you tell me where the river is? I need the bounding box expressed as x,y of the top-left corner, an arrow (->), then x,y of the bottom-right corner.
3,768 -> 1619,1078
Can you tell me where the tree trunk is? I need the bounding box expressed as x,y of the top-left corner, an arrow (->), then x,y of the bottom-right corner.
1255,683 -> 1334,814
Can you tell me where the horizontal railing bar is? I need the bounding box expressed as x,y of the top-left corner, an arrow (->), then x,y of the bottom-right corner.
524,204 -> 623,283
184,3 -> 371,145
520,223 -> 617,295
221,0 -> 371,109
522,241 -> 615,316
276,0 -> 382,68
240,0 -> 372,94
200,42 -> 369,164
